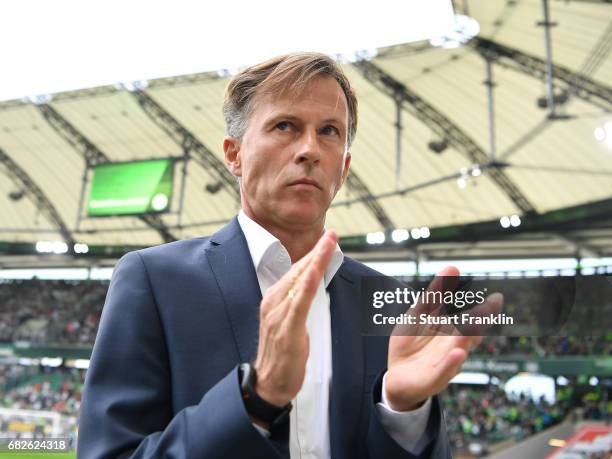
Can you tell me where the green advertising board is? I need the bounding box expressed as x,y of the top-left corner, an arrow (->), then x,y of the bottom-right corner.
87,159 -> 174,217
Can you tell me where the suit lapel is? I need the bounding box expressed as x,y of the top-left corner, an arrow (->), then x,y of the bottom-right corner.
206,221 -> 367,456
329,262 -> 365,458
206,218 -> 262,364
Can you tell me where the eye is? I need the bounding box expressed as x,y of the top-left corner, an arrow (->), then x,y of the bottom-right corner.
320,125 -> 340,136
275,121 -> 291,131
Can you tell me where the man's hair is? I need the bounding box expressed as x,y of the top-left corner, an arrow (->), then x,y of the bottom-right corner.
223,52 -> 358,148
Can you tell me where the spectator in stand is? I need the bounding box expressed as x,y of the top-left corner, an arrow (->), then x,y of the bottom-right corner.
0,279 -> 107,345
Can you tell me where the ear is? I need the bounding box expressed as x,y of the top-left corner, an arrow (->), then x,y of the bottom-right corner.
223,136 -> 242,177
340,151 -> 351,186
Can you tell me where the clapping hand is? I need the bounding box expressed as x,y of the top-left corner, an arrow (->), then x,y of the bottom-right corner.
384,267 -> 504,411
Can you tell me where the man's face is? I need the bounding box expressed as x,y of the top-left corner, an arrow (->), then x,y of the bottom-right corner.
224,76 -> 351,230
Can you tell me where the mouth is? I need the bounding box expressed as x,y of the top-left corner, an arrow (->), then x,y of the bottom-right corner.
288,177 -> 322,190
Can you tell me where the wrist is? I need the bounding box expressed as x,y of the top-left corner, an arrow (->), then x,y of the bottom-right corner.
382,372 -> 427,412
239,363 -> 292,430
254,380 -> 292,408
387,395 -> 427,412
252,363 -> 293,407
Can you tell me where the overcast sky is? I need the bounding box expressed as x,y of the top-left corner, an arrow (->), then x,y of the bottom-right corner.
1,0 -> 454,101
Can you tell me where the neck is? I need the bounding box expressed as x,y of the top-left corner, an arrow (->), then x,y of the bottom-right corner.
242,208 -> 325,263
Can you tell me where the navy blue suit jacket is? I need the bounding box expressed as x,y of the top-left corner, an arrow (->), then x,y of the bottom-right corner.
78,218 -> 451,458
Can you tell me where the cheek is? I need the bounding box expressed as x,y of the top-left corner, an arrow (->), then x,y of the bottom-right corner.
242,156 -> 280,194
329,160 -> 346,189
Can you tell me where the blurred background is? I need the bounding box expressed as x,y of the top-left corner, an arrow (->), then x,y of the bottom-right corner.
0,0 -> 610,457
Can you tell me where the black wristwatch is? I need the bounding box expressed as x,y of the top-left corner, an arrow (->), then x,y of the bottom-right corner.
239,363 -> 292,430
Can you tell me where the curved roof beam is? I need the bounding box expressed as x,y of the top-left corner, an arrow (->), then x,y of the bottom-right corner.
0,147 -> 75,246
344,174 -> 394,230
472,38 -> 612,110
129,89 -> 241,201
551,0 -> 612,4
352,59 -> 536,215
37,103 -> 177,243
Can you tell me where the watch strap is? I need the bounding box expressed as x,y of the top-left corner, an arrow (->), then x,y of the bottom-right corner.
239,363 -> 292,430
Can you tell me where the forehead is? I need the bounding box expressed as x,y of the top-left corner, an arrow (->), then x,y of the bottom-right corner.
251,76 -> 348,124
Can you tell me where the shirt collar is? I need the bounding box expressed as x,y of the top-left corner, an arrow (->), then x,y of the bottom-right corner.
237,210 -> 344,288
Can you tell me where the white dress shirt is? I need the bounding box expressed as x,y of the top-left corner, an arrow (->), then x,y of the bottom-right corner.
237,211 -> 431,458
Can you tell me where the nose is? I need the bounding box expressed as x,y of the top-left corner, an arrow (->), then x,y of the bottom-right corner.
294,128 -> 321,165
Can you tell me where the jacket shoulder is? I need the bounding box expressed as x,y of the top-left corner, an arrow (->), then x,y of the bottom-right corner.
117,236 -> 213,275
137,236 -> 211,258
340,256 -> 385,278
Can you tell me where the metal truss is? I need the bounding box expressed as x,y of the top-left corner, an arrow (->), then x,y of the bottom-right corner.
0,99 -> 28,112
0,147 -> 75,246
37,103 -> 177,243
574,20 -> 612,90
129,89 -> 241,202
472,38 -> 612,110
49,85 -> 119,103
146,71 -> 221,89
352,59 -> 536,214
552,0 -> 612,4
345,174 -> 394,230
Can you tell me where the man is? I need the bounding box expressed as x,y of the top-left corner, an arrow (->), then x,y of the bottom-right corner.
78,52 -> 492,458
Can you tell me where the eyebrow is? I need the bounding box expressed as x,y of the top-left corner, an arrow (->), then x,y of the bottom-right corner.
322,117 -> 345,126
266,113 -> 346,127
266,113 -> 299,123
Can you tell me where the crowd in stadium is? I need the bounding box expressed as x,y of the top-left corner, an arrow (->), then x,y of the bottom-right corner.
1,279 -> 611,358
1,362 -> 609,456
481,336 -> 612,357
0,277 -> 609,452
0,364 -> 81,445
444,384 -> 566,454
4,277 -> 607,453
0,279 -> 107,345
0,364 -> 84,417
443,382 -> 610,456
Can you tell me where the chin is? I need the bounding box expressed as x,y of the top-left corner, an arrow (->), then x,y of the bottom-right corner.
280,205 -> 325,226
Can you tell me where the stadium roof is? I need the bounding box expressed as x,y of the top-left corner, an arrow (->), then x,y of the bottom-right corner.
0,0 -> 610,265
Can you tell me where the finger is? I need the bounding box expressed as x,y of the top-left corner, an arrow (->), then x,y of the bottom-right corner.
302,230 -> 337,277
427,266 -> 461,297
425,336 -> 474,391
454,335 -> 483,356
413,266 -> 461,319
444,334 -> 473,350
285,231 -> 337,329
271,230 -> 336,303
408,266 -> 462,336
431,347 -> 468,393
455,292 -> 504,336
285,231 -> 337,304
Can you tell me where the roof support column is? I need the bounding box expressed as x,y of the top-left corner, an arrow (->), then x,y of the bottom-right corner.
538,0 -> 559,118
394,93 -> 403,190
484,56 -> 497,162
